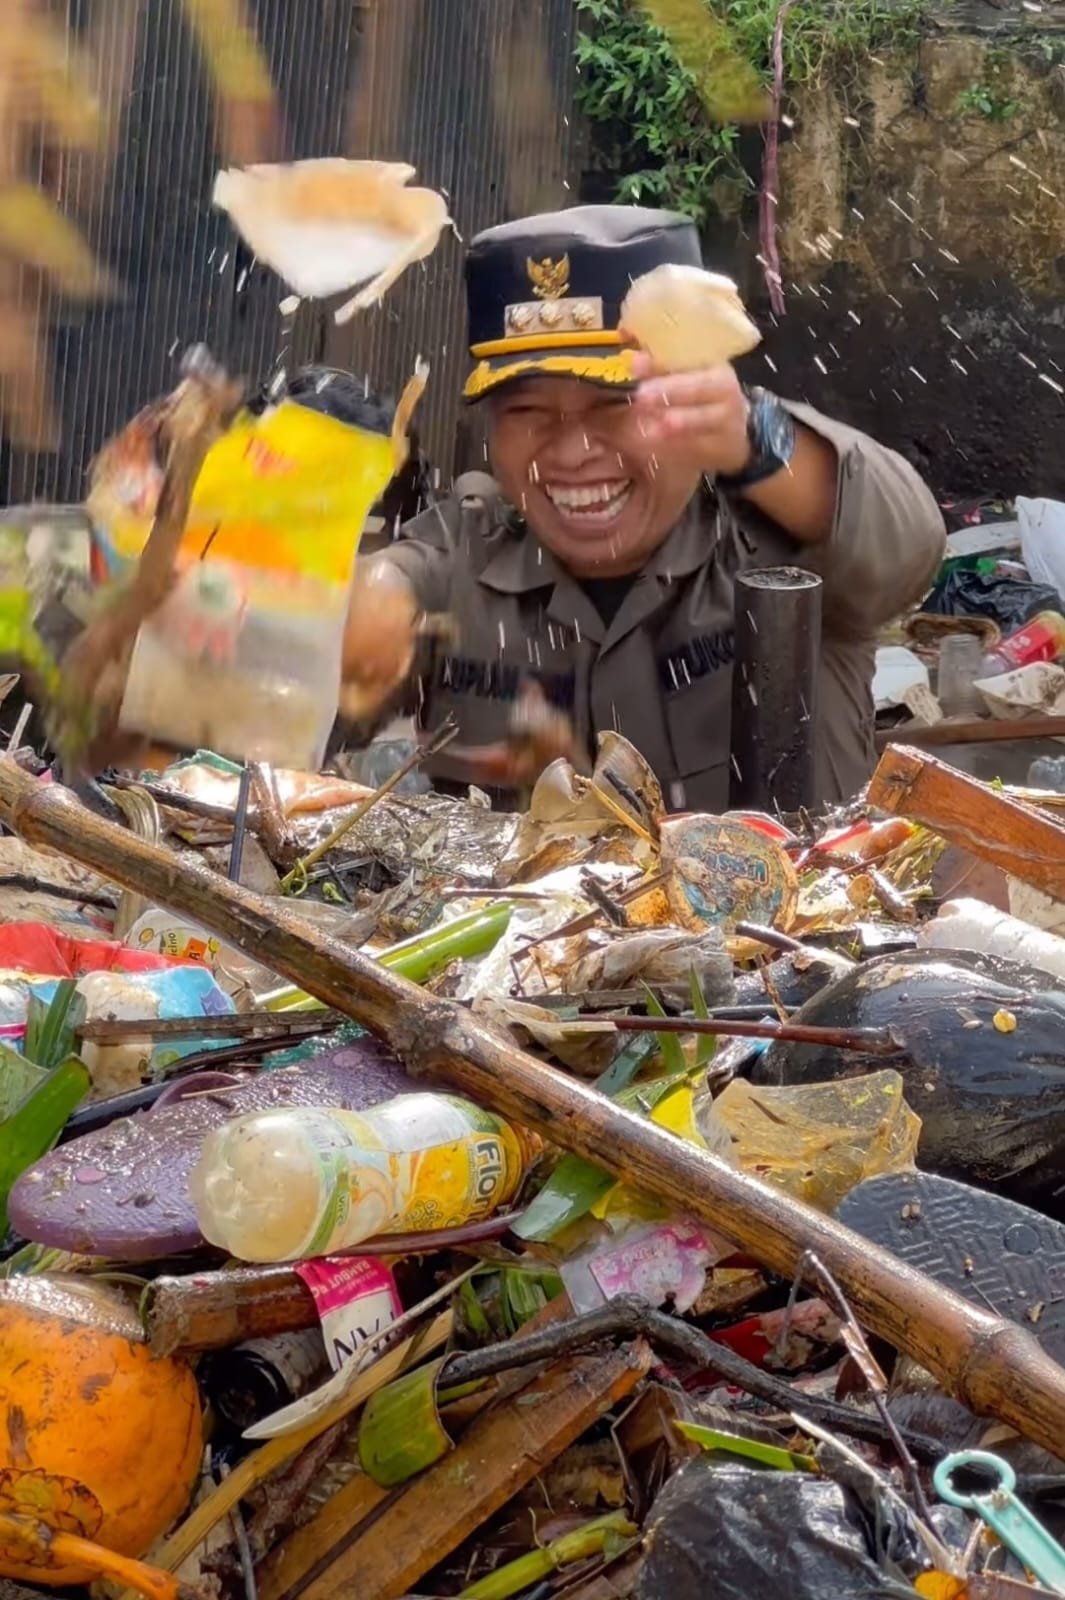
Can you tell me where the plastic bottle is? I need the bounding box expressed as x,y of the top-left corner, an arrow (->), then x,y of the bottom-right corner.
190,1093 -> 534,1262
981,610 -> 1065,676
916,897 -> 1065,984
936,635 -> 984,718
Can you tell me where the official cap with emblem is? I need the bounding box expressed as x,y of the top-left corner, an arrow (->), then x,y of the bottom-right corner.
463,204 -> 702,402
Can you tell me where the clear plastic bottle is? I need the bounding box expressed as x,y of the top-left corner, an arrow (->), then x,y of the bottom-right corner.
916,897 -> 1065,984
981,610 -> 1065,676
936,635 -> 984,718
190,1093 -> 534,1262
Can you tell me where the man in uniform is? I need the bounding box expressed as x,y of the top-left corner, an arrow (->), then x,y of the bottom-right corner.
341,205 -> 945,811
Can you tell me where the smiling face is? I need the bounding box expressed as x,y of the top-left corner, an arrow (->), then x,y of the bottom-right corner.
485,376 -> 701,579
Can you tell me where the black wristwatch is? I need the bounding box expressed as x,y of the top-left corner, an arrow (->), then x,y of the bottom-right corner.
717,386 -> 797,491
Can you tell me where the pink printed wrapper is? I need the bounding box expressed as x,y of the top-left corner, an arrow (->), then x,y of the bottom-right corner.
295,1256 -> 402,1373
589,1220 -> 729,1313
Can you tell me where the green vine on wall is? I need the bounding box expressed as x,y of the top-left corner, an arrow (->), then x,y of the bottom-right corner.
574,0 -> 927,222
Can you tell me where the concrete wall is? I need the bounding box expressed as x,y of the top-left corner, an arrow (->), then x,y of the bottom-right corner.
743,0 -> 1065,500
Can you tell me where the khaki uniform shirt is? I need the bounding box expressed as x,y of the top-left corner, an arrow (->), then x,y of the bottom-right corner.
372,402 -> 946,810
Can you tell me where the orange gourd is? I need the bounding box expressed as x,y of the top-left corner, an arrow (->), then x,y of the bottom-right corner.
0,1276 -> 202,1585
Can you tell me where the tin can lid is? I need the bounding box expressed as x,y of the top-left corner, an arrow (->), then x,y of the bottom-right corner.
659,814 -> 797,934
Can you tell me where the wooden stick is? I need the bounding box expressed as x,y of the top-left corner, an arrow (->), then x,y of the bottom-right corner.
77,1009 -> 334,1043
3,762 -> 1065,1458
869,744 -> 1065,901
267,1342 -> 651,1600
590,1014 -> 897,1053
261,1294 -> 579,1600
876,715 -> 1065,751
250,762 -> 298,867
145,1217 -> 525,1354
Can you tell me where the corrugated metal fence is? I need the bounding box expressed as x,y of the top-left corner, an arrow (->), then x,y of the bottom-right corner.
3,0 -> 581,504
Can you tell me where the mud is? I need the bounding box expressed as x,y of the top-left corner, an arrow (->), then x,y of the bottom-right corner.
740,11 -> 1065,499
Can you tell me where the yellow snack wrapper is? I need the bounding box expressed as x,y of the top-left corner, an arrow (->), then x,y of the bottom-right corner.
88,375 -> 417,770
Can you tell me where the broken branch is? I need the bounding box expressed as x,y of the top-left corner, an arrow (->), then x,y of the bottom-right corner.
584,1014 -> 898,1053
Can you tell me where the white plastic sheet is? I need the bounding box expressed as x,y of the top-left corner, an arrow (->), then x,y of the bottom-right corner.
1017,496 -> 1065,600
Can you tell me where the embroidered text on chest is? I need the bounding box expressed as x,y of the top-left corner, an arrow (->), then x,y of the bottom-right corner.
659,630 -> 736,693
436,655 -> 576,710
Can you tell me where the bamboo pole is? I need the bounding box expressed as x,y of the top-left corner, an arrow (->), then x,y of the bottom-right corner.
3,761 -> 1065,1454
143,1266 -> 315,1356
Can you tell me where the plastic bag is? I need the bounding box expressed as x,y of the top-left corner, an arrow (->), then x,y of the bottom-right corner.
1010,878 -> 1065,936
560,1218 -> 731,1314
89,386 -> 406,771
925,567 -> 1062,628
976,661 -> 1065,718
0,507 -> 94,668
0,966 -> 235,1098
0,509 -> 95,706
1017,496 -> 1065,600
637,1461 -> 921,1600
0,922 -> 178,980
343,718 -> 432,795
873,646 -> 929,711
0,924 -> 235,1098
698,1070 -> 920,1213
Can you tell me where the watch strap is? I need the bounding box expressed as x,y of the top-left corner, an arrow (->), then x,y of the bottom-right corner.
717,387 -> 797,491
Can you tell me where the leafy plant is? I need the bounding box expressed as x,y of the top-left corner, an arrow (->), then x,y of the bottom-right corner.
956,80 -> 1019,121
24,980 -> 85,1070
575,0 -> 745,221
690,968 -> 717,1069
641,983 -> 687,1074
0,981 -> 86,1120
574,0 -> 929,220
1027,34 -> 1065,68
457,1264 -> 565,1339
514,990 -> 715,1244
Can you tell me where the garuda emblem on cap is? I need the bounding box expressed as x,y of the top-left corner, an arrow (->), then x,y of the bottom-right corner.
526,254 -> 570,301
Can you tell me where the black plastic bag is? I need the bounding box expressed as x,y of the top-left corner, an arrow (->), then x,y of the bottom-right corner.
733,946 -> 854,1011
926,567 -> 1062,627
637,1462 -> 919,1600
752,949 -> 1065,1213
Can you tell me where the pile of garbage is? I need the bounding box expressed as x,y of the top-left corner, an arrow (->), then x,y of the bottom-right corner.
1,717 -> 1065,1600
876,494 -> 1065,777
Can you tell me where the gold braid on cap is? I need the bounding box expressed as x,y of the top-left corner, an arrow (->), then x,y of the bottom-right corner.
464,349 -> 636,400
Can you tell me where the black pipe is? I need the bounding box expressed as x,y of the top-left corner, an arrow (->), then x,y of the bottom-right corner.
729,566 -> 822,814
